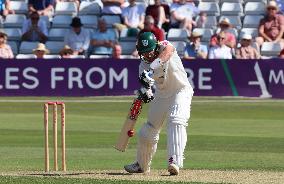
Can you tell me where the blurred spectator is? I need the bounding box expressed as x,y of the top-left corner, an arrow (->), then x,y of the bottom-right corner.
210,18 -> 236,49
64,17 -> 90,55
170,0 -> 199,34
21,12 -> 48,43
0,32 -> 14,59
102,0 -> 125,14
279,48 -> 284,58
112,44 -> 122,58
196,12 -> 207,28
139,15 -> 164,41
123,0 -> 144,29
256,1 -> 284,49
32,43 -> 49,59
0,0 -> 15,17
145,0 -> 170,31
209,31 -> 232,59
28,0 -> 55,17
235,34 -> 261,59
184,31 -> 208,59
59,45 -> 74,58
90,18 -> 117,55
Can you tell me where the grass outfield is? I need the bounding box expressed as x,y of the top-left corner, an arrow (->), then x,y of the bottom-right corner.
0,96 -> 283,183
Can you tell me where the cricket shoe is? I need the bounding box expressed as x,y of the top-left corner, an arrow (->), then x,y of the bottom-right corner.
168,163 -> 179,175
124,162 -> 143,173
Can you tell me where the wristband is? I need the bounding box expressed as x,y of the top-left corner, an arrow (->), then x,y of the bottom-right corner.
150,58 -> 161,70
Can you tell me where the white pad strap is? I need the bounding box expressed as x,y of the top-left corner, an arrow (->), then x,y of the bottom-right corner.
167,123 -> 187,168
136,122 -> 159,172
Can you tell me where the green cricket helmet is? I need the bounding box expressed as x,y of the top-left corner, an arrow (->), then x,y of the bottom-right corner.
136,32 -> 158,54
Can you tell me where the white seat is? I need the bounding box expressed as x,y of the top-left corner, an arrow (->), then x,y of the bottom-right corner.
119,55 -> 138,59
244,0 -> 267,4
55,2 -> 78,15
119,28 -> 137,41
79,1 -> 101,15
48,28 -> 69,41
171,41 -> 186,57
244,2 -> 266,15
198,2 -> 220,16
261,42 -> 282,57
19,41 -> 39,54
195,16 -> 217,29
52,15 -> 73,28
167,28 -> 188,41
119,41 -> 137,55
79,15 -> 98,28
192,28 -> 214,42
219,16 -> 242,30
239,28 -> 258,40
7,41 -> 18,55
89,55 -> 110,59
221,2 -> 243,16
101,15 -> 122,28
3,14 -> 26,28
43,55 -> 61,59
10,1 -> 28,14
220,0 -> 243,3
243,15 -> 264,28
45,41 -> 65,54
16,54 -> 36,59
1,28 -> 22,41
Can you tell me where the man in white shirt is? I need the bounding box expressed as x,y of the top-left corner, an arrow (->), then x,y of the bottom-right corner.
22,12 -> 48,43
122,0 -> 145,29
124,32 -> 194,176
209,31 -> 232,59
64,17 -> 90,55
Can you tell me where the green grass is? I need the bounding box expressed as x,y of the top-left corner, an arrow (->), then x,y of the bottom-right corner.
0,97 -> 283,183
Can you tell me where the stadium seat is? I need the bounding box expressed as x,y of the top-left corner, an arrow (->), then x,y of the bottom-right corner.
119,55 -> 138,59
89,55 -> 110,59
43,55 -> 61,59
7,41 -> 19,55
19,41 -> 39,54
79,1 -> 101,15
244,0 -> 267,4
261,42 -> 282,57
195,16 -> 217,29
220,0 -> 243,3
55,2 -> 78,15
45,41 -> 65,54
243,15 -> 264,28
101,15 -> 122,28
10,1 -> 28,14
192,28 -> 214,42
1,28 -> 22,41
167,28 -> 189,42
239,28 -> 258,40
48,28 -> 69,41
79,15 -> 98,28
220,2 -> 243,16
52,15 -> 73,28
219,16 -> 242,30
198,2 -> 220,16
244,2 -> 266,15
16,54 -> 36,59
119,28 -> 137,41
119,41 -> 137,55
3,14 -> 26,28
171,41 -> 186,57
69,55 -> 86,59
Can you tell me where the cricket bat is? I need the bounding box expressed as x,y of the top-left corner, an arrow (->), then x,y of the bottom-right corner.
114,96 -> 144,152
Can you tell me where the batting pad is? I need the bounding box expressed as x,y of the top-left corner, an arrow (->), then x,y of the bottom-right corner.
136,122 -> 159,172
167,123 -> 187,168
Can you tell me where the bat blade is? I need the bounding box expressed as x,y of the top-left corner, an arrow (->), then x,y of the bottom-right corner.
114,97 -> 143,152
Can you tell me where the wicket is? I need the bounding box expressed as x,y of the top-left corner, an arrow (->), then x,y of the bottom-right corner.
44,101 -> 66,172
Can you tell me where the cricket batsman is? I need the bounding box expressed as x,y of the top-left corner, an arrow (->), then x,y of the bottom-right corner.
124,32 -> 194,175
